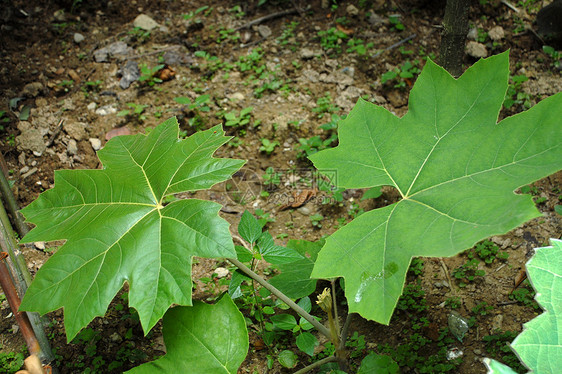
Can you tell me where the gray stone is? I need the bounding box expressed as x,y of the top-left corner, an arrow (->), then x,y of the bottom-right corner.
73,32 -> 85,44
368,12 -> 384,25
89,138 -> 102,151
87,102 -> 97,111
93,41 -> 132,63
302,69 -> 320,83
491,314 -> 503,332
257,25 -> 272,38
21,167 -> 38,179
95,105 -> 117,116
34,241 -> 45,250
65,122 -> 88,141
133,14 -> 160,31
467,27 -> 478,41
162,49 -> 193,66
20,166 -> 29,174
300,48 -> 318,59
16,121 -> 45,155
297,206 -> 311,216
67,139 -> 78,155
117,60 -> 140,89
466,41 -> 487,58
228,92 -> 245,101
346,4 -> 359,16
22,82 -> 44,98
488,26 -> 505,41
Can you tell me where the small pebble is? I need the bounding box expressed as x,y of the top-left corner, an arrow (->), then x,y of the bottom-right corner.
89,138 -> 102,151
74,33 -> 85,43
20,166 -> 30,174
87,102 -> 97,110
34,242 -> 45,250
215,267 -> 229,278
31,160 -> 37,167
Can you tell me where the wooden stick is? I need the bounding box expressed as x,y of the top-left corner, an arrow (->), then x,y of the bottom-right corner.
234,8 -> 299,31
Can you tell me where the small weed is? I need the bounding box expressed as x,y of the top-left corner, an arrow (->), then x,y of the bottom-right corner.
128,27 -> 151,43
542,45 -> 561,69
297,134 -> 338,160
118,103 -> 148,122
468,240 -> 509,264
81,80 -> 103,98
174,94 -> 211,130
223,107 -> 253,132
408,258 -> 424,277
182,5 -> 209,21
277,21 -> 299,51
483,330 -> 525,372
0,111 -> 10,131
445,296 -> 461,309
262,167 -> 282,191
312,93 -> 339,118
138,64 -> 165,86
381,60 -> 421,89
397,281 -> 427,313
255,209 -> 275,227
215,27 -> 240,44
346,38 -> 374,55
452,259 -> 485,287
0,346 -> 26,373
509,281 -> 540,310
317,27 -> 349,55
309,214 -> 324,229
259,138 -> 280,155
389,15 -> 405,31
471,301 -> 494,316
503,74 -> 531,110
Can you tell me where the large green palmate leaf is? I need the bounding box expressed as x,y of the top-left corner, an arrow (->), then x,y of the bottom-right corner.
511,239 -> 562,372
484,239 -> 562,373
127,295 -> 249,373
309,52 -> 562,324
19,118 -> 245,340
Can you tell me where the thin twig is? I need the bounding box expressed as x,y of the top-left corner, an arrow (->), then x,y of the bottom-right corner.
338,313 -> 354,351
372,34 -> 416,58
440,258 -> 456,295
293,356 -> 338,374
227,257 -> 331,339
46,119 -> 64,148
500,0 -> 520,13
234,8 -> 299,31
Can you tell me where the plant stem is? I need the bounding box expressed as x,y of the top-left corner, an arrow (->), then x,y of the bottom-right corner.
438,0 -> 469,77
0,153 -> 28,237
331,279 -> 341,335
227,257 -> 331,339
293,356 -> 337,374
338,313 -> 354,351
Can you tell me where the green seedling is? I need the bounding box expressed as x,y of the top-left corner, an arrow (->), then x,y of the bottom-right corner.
468,240 -> 509,264
174,94 -> 211,130
389,15 -> 405,31
347,38 -> 374,55
381,60 -> 421,88
117,103 -> 148,122
312,93 -> 339,118
262,166 -> 282,191
452,259 -> 485,287
472,301 -> 493,316
542,45 -> 561,69
277,21 -> 299,51
297,134 -> 338,159
317,27 -> 349,55
309,214 -> 324,229
128,27 -> 151,43
223,107 -> 253,133
138,63 -> 165,86
503,74 -> 531,110
445,296 -> 461,309
259,138 -> 280,155
182,5 -> 209,21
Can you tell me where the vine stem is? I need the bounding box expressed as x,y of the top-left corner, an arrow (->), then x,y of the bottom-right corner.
227,257 -> 331,340
338,313 -> 354,351
293,356 -> 337,374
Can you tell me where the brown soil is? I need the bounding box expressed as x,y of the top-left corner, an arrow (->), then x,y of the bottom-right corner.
0,0 -> 560,373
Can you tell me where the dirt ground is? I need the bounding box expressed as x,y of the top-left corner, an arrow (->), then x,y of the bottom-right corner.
0,0 -> 560,373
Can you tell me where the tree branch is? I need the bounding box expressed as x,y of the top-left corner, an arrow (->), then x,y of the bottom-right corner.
227,257 -> 331,339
